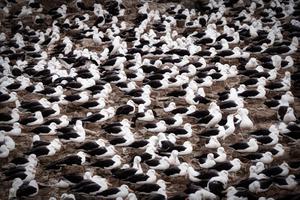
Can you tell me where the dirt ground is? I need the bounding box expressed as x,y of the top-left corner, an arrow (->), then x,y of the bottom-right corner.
0,0 -> 300,200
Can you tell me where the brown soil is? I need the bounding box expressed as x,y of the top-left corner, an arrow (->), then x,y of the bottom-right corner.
0,0 -> 300,200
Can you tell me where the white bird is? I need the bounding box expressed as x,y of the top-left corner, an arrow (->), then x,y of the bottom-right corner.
109,132 -> 135,147
245,57 -> 259,69
0,122 -> 22,136
214,147 -> 227,163
20,111 -> 44,126
162,113 -> 183,127
145,121 -> 167,133
200,153 -> 216,168
235,108 -> 253,130
187,166 -> 202,182
9,178 -> 39,199
270,143 -> 285,157
205,136 -> 221,149
59,120 -> 86,143
1,135 -> 15,150
126,169 -> 157,184
60,193 -> 76,200
274,175 -> 298,190
73,174 -> 109,194
249,165 -> 268,179
198,106 -> 222,128
92,154 -> 122,170
146,157 -> 170,170
243,151 -> 273,164
176,141 -> 193,155
0,145 -> 9,158
197,76 -> 213,87
189,188 -> 218,200
163,162 -> 189,177
230,138 -> 259,153
278,106 -> 296,123
97,184 -> 130,199
0,92 -> 18,103
135,108 -> 155,122
163,102 -> 176,112
207,170 -> 229,194
0,108 -> 19,124
167,150 -> 180,166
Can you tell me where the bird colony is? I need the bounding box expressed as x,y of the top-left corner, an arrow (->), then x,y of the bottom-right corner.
0,0 -> 300,199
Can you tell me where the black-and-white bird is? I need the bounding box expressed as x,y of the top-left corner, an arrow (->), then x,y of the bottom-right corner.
76,139 -> 106,150
0,92 -> 18,103
8,154 -> 38,167
25,138 -> 61,157
248,178 -> 273,193
226,186 -> 258,200
163,162 -> 189,177
210,158 -> 241,172
111,156 -> 143,180
42,115 -> 69,128
134,179 -> 166,194
259,162 -> 289,177
9,178 -> 39,199
96,184 -> 130,199
277,106 -> 297,123
125,169 -> 157,184
0,122 -> 21,136
71,175 -> 109,195
229,138 -> 259,153
273,175 -> 298,190
116,100 -> 136,115
46,151 -> 89,169
165,123 -> 193,138
31,123 -> 57,135
90,155 -> 122,169
207,170 -> 229,196
242,151 -> 273,164
86,145 -> 117,158
19,111 -> 44,126
0,108 -> 19,124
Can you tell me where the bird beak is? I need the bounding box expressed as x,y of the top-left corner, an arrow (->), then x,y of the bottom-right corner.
128,188 -> 134,192
107,182 -> 112,186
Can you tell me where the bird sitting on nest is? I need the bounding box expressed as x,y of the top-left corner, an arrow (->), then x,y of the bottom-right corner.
111,156 -> 143,180
125,169 -> 157,184
0,122 -> 22,136
9,178 -> 39,199
163,162 -> 189,177
25,138 -> 62,157
229,138 -> 259,153
46,151 -> 90,170
90,154 -> 123,170
0,108 -> 20,124
71,173 -> 109,195
96,184 -> 131,199
116,100 -> 136,115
